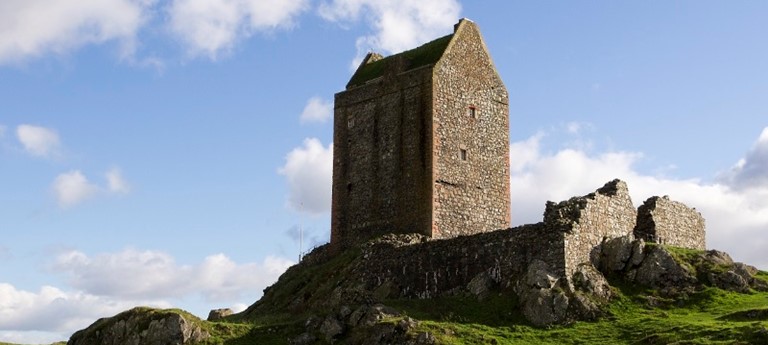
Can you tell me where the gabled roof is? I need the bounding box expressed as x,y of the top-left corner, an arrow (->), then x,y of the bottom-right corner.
346,34 -> 454,89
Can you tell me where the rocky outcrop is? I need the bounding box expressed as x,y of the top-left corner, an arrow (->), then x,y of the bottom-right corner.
516,260 -> 612,326
206,308 -> 232,321
597,236 -> 768,295
289,304 -> 435,345
68,308 -> 209,345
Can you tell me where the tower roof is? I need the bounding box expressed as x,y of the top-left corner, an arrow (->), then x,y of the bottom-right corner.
346,34 -> 453,89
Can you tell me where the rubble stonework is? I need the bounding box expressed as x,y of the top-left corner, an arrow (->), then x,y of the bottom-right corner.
635,196 -> 706,250
544,179 -> 638,277
244,180 -> 716,329
354,224 -> 562,300
345,180 -> 645,301
331,19 -> 510,249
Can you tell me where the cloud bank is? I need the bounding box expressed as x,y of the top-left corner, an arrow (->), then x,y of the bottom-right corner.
168,0 -> 309,58
0,283 -> 163,335
0,248 -> 292,344
0,0 -> 154,64
0,0 -> 461,65
54,249 -> 293,302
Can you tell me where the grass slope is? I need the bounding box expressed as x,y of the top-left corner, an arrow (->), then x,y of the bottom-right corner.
394,283 -> 768,345
195,277 -> 768,344
13,246 -> 768,345
206,247 -> 768,345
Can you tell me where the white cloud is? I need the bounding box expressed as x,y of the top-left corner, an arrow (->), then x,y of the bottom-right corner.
318,0 -> 461,68
52,169 -> 132,208
278,138 -> 333,214
16,124 -> 60,158
168,0 -> 309,59
106,168 -> 131,194
52,170 -> 100,208
300,96 -> 333,124
1,248 -> 292,344
0,283 -> 162,344
54,248 -> 293,302
0,0 -> 154,64
510,131 -> 768,270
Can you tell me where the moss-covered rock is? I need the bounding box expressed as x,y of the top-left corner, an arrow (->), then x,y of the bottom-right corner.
67,307 -> 209,345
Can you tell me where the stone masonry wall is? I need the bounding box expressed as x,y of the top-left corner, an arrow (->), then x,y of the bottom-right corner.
431,19 -> 510,239
544,179 -> 637,277
331,63 -> 435,249
355,224 -> 564,300
326,179 -> 705,303
635,196 -> 706,250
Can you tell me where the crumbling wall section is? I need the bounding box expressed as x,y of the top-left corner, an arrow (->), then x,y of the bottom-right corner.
543,179 -> 637,277
634,196 -> 706,250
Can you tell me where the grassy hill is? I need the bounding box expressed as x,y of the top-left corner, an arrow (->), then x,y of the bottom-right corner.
206,274 -> 768,344
43,244 -> 768,345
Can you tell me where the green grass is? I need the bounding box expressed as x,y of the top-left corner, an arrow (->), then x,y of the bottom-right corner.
756,271 -> 768,283
380,283 -> 768,344
52,283 -> 768,344
385,293 -> 525,326
201,273 -> 766,345
49,244 -> 768,345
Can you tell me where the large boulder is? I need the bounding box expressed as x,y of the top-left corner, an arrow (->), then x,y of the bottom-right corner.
633,245 -> 697,290
68,308 -> 209,345
516,260 -> 609,326
600,235 -> 634,272
290,304 -> 435,345
206,308 -> 232,321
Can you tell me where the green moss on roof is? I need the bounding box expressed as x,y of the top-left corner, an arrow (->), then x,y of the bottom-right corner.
346,34 -> 453,88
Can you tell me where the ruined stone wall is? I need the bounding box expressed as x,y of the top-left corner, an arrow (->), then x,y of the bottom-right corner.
356,224 -> 564,299
635,196 -> 706,250
326,178 -> 707,304
431,19 -> 510,239
544,180 -> 637,277
331,63 -> 434,249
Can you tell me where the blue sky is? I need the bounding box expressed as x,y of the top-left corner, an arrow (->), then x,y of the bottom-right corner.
1,1 -> 768,343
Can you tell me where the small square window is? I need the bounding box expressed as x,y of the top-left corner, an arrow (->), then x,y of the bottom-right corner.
460,149 -> 467,161
467,106 -> 476,118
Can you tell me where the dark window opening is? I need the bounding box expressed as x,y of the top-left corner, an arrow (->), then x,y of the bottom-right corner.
460,149 -> 467,161
347,183 -> 353,192
467,106 -> 476,118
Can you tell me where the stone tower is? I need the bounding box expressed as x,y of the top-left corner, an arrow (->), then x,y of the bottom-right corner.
331,19 -> 510,249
